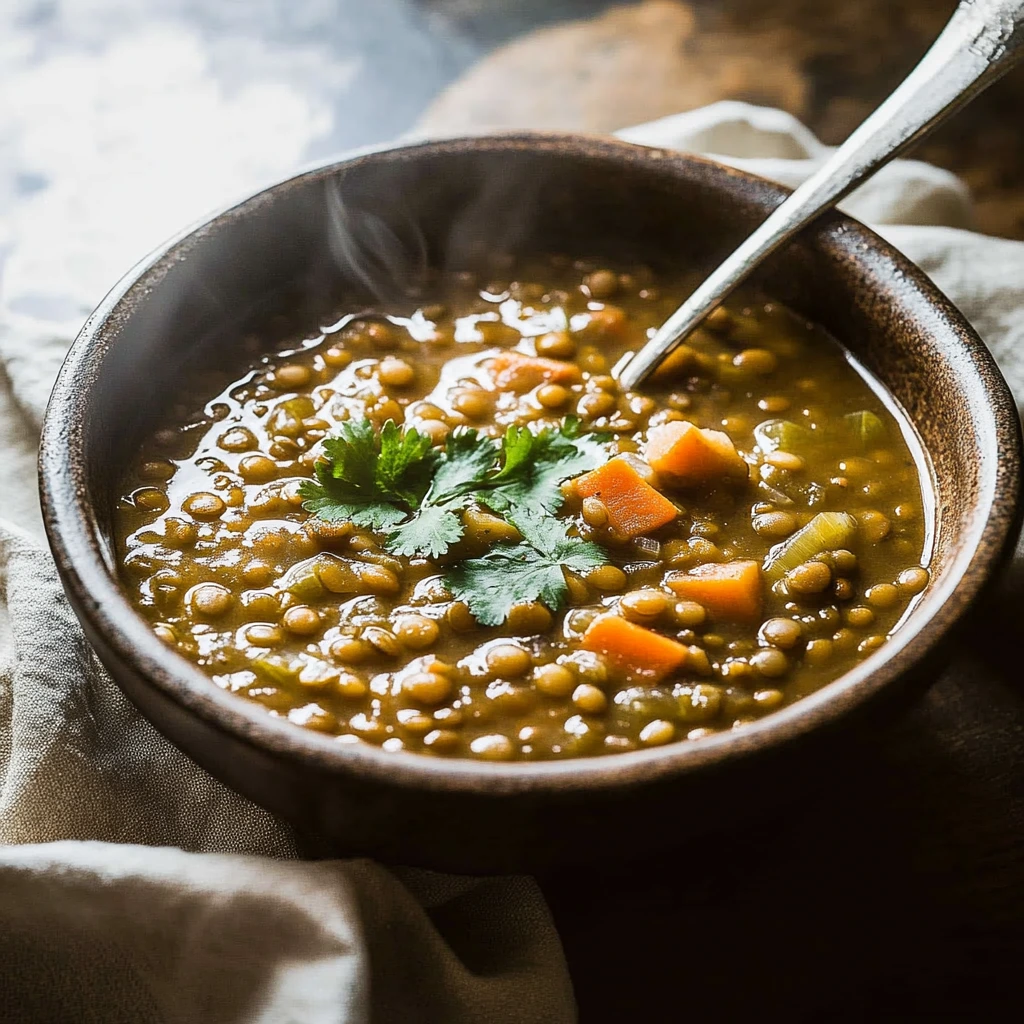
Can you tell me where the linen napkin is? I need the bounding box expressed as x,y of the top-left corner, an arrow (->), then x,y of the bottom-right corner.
2,99 -> 1024,1022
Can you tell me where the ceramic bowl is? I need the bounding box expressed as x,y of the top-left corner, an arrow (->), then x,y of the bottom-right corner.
39,134 -> 1022,872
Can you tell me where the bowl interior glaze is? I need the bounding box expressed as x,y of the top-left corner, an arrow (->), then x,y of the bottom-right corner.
39,134 -> 1022,871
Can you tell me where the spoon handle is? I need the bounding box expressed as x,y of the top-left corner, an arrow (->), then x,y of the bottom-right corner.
618,0 -> 1024,390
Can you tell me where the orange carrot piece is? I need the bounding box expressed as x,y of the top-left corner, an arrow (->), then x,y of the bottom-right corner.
643,421 -> 748,484
666,560 -> 763,621
487,351 -> 582,392
582,613 -> 688,682
575,458 -> 678,539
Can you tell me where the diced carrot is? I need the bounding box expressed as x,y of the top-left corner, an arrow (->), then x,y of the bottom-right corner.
575,457 -> 678,539
487,351 -> 582,392
666,560 -> 763,621
582,613 -> 688,682
643,421 -> 748,484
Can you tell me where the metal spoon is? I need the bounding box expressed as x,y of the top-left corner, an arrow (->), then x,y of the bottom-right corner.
618,0 -> 1024,390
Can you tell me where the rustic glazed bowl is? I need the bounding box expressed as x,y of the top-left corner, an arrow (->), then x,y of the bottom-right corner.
39,134 -> 1022,872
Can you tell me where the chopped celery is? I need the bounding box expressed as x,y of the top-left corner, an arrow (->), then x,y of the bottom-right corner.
763,511 -> 858,582
279,396 -> 315,419
279,556 -> 327,599
280,553 -> 370,597
754,419 -> 813,453
251,653 -> 300,686
841,410 -> 887,449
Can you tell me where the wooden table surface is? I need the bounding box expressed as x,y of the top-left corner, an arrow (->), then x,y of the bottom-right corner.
418,0 -> 1024,240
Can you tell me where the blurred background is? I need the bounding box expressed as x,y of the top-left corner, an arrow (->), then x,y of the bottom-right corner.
3,0 -> 1024,338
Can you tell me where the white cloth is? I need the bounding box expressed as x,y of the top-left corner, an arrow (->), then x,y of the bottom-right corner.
2,98 -> 1024,1022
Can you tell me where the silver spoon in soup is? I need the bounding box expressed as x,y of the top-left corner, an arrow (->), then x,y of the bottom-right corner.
618,0 -> 1024,390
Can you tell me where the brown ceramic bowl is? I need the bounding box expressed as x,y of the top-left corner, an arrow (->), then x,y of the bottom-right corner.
39,134 -> 1022,873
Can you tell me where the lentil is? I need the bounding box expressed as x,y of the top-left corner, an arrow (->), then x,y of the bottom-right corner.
619,589 -> 669,622
572,684 -> 608,715
377,357 -> 415,388
394,614 -> 440,650
402,671 -> 452,706
534,663 -> 576,697
183,492 -> 226,519
897,567 -> 929,594
639,719 -> 675,746
486,644 -> 533,678
586,564 -> 627,592
786,560 -> 832,595
470,734 -> 515,761
188,583 -> 233,618
866,583 -> 900,609
283,606 -> 321,636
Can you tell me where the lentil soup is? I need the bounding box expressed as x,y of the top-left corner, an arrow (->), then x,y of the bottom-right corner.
115,260 -> 931,761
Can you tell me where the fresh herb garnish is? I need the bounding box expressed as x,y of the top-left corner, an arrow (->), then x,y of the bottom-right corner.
299,418 -> 436,531
299,416 -> 611,620
446,508 -> 606,626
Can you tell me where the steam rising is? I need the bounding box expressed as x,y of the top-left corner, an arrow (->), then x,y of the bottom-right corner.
325,181 -> 429,303
322,160 -> 546,302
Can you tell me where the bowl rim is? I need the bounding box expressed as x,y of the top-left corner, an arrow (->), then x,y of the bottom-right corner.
38,130 -> 1023,795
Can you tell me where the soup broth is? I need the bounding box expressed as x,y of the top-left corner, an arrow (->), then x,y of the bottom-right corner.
115,259 -> 930,761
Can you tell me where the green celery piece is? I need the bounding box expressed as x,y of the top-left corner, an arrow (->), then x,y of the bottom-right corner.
754,419 -> 813,453
281,396 -> 315,418
763,511 -> 858,582
842,410 -> 887,449
278,557 -> 327,600
251,654 -> 301,687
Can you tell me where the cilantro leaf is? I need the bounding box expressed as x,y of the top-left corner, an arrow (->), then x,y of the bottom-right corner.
375,420 -> 437,506
478,418 -> 610,514
298,458 -> 408,531
298,486 -> 408,531
321,419 -> 379,494
304,418 -> 434,506
426,428 -> 500,504
300,418 -> 437,529
505,507 -> 574,556
303,416 -> 613,581
445,521 -> 606,627
508,507 -> 607,575
387,504 -> 465,559
492,424 -> 538,481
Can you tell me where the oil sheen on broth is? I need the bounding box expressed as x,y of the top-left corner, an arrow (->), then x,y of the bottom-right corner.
115,259 -> 931,761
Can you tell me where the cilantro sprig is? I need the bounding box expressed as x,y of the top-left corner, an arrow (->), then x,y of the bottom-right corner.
299,416 -> 611,621
446,508 -> 606,626
298,419 -> 436,531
